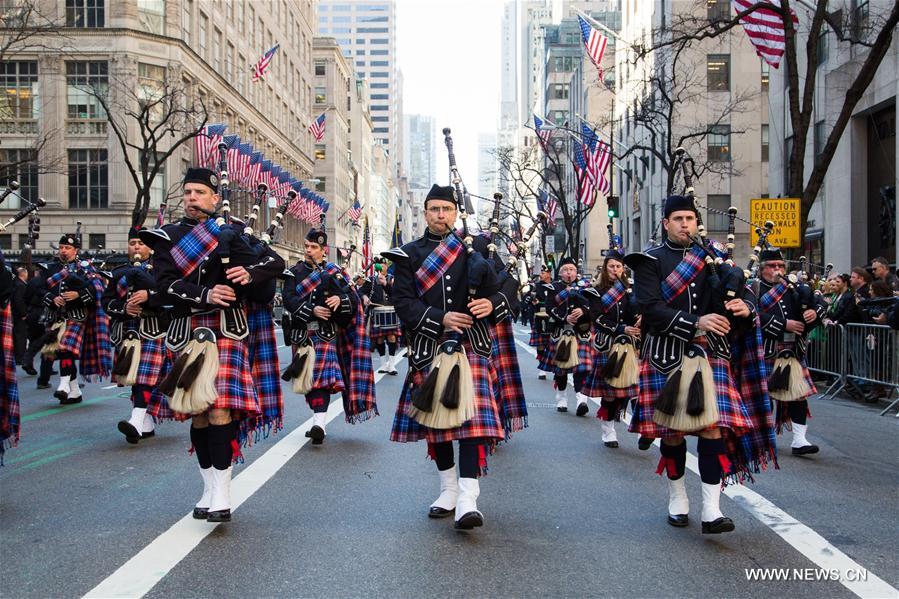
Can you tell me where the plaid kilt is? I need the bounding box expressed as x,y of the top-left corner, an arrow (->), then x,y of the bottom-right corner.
550,333 -> 595,375
1,303 -> 21,458
628,335 -> 753,439
173,312 -> 259,417
245,304 -> 284,442
309,333 -> 345,394
116,321 -> 169,387
583,348 -> 638,400
492,318 -> 528,436
146,358 -> 173,421
58,319 -> 85,356
390,335 -> 504,444
370,324 -> 403,345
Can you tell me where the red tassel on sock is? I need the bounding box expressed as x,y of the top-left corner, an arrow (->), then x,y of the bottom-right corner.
718,454 -> 732,476
478,445 -> 487,471
426,442 -> 436,462
656,456 -> 677,477
597,405 -> 609,420
230,439 -> 244,464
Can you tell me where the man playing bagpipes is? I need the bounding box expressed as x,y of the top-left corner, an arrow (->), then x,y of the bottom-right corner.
141,167 -> 283,523
40,233 -> 112,404
280,227 -> 378,445
1,248 -> 21,463
358,258 -> 403,376
387,183 -> 511,531
529,265 -> 555,380
754,248 -> 825,456
583,244 -> 641,449
547,257 -> 596,416
102,226 -> 169,444
625,193 -> 776,535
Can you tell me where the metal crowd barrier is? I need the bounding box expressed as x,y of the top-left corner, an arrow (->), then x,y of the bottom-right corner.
806,323 -> 899,417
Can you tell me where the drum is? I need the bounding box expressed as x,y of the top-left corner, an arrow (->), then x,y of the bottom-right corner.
372,305 -> 399,329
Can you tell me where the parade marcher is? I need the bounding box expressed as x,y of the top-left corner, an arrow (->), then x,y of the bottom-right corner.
1,250 -> 21,463
12,267 -> 28,366
583,249 -> 640,448
528,265 -> 554,380
281,227 -> 377,445
626,194 -> 776,535
101,226 -> 169,444
41,233 -> 112,404
142,167 -> 282,523
548,257 -> 595,416
388,183 -> 508,530
359,261 -> 402,376
22,263 -> 51,379
755,249 -> 825,455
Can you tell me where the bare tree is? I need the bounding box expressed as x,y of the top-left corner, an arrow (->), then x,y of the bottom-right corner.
0,0 -> 65,63
78,60 -> 209,226
634,0 -> 899,239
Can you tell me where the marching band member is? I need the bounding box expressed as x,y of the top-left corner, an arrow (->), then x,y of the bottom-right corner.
529,265 -> 554,381
1,248 -> 20,462
359,261 -> 402,376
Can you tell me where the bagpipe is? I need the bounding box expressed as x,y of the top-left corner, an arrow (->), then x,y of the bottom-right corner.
110,252 -> 161,386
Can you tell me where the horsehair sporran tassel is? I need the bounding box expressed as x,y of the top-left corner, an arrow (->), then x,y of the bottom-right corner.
653,351 -> 718,433
291,343 -> 315,395
409,344 -> 475,430
608,343 -> 638,388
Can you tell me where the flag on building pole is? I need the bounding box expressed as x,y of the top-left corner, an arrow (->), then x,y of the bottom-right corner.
577,15 -> 609,77
347,199 -> 363,223
362,220 -> 372,275
252,44 -> 280,82
194,123 -> 226,169
391,212 -> 403,247
538,188 -> 558,231
309,113 -> 326,142
534,115 -> 554,147
732,0 -> 798,69
572,141 -> 597,208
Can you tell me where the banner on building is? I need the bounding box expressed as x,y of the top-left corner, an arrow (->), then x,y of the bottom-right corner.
750,198 -> 802,248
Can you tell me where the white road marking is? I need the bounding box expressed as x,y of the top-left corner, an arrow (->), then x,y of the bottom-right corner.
84,349 -> 407,599
102,384 -> 119,389
514,328 -> 896,598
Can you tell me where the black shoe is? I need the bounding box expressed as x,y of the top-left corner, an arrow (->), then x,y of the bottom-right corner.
141,430 -> 155,439
50,370 -> 59,375
378,367 -> 388,373
454,511 -> 484,530
667,514 -> 689,527
576,403 -> 589,417
604,441 -> 619,448
61,395 -> 82,405
207,509 -> 231,523
791,444 -> 819,455
309,425 -> 325,445
53,389 -> 68,403
638,437 -> 654,450
702,517 -> 735,534
22,365 -> 37,376
117,420 -> 141,444
193,507 -> 209,520
37,382 -> 50,389
388,370 -> 398,375
428,506 -> 454,518
538,374 -> 546,380
556,406 -> 568,412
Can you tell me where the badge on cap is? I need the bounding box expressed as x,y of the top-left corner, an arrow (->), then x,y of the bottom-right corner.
317,234 -> 326,245
209,174 -> 219,187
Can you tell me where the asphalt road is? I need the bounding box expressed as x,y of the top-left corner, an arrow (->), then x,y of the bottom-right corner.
1,324 -> 897,599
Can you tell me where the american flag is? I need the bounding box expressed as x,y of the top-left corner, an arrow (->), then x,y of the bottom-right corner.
308,113 -> 326,142
572,141 -> 596,208
348,199 -> 363,223
252,44 -> 280,82
577,15 -> 609,77
391,213 -> 403,247
248,151 -> 263,187
362,221 -> 372,275
592,141 -> 612,196
534,115 -> 553,146
538,189 -> 558,230
223,135 -> 241,183
237,143 -> 253,187
733,0 -> 798,69
194,123 -> 226,169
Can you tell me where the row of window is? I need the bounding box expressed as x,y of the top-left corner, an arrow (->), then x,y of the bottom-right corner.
320,4 -> 389,12
0,233 -> 106,251
0,149 -> 109,209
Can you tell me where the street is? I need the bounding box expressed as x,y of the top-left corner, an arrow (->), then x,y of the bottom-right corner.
1,324 -> 897,599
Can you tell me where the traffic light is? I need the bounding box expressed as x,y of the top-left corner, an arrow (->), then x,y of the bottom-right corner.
607,195 -> 619,219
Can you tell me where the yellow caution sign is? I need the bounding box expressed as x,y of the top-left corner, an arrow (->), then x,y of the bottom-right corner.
750,198 -> 801,248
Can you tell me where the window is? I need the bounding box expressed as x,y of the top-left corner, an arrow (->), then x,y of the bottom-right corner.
213,28 -> 222,72
816,29 -> 828,66
370,105 -> 388,111
707,54 -> 730,91
356,60 -> 365,67
140,150 -> 166,209
359,15 -> 389,22
225,43 -> 234,82
0,61 -> 39,119
68,149 -> 108,209
371,93 -> 388,100
237,1 -> 243,34
707,0 -> 730,22
814,120 -> 826,165
551,110 -> 567,125
370,38 -> 389,44
66,0 -> 105,27
315,177 -> 326,192
371,116 -> 388,122
356,49 -> 365,55
314,60 -> 326,76
314,144 -> 326,160
370,82 -> 388,89
373,127 -> 388,133
66,61 -> 108,119
314,86 -> 326,103
332,15 -> 351,22
198,13 -> 208,59
553,55 -> 574,72
88,234 -> 105,250
707,124 -> 731,161
357,27 -> 388,33
370,49 -> 388,55
0,149 -> 38,209
760,60 -> 769,91
706,195 -> 731,231
137,63 -> 165,120
332,27 -> 351,33
370,60 -> 389,67
851,0 -> 869,40
182,0 -> 192,44
137,0 -> 165,35
761,124 -> 769,162
0,235 -> 10,250
551,83 -> 568,99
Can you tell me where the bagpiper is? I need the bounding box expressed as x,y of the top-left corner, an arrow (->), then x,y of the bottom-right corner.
101,226 -> 169,443
1,248 -> 21,462
281,227 -> 378,445
754,248 -> 824,455
626,194 -> 776,534
359,259 -> 403,376
528,265 -> 554,381
583,245 -> 641,448
141,167 -> 283,523
39,233 -> 112,404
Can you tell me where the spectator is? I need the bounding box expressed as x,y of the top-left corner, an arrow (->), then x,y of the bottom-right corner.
850,266 -> 873,300
12,267 -> 28,365
825,273 -> 854,325
843,267 -> 874,401
871,257 -> 899,293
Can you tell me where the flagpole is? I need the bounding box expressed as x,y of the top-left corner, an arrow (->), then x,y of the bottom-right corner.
575,9 -> 626,44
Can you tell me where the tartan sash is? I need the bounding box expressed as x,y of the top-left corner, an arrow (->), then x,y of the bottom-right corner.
759,280 -> 789,312
116,261 -> 152,298
170,218 -> 220,277
414,233 -> 464,297
294,262 -> 341,300
554,284 -> 579,306
597,280 -> 627,313
47,262 -> 77,288
660,244 -> 706,303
